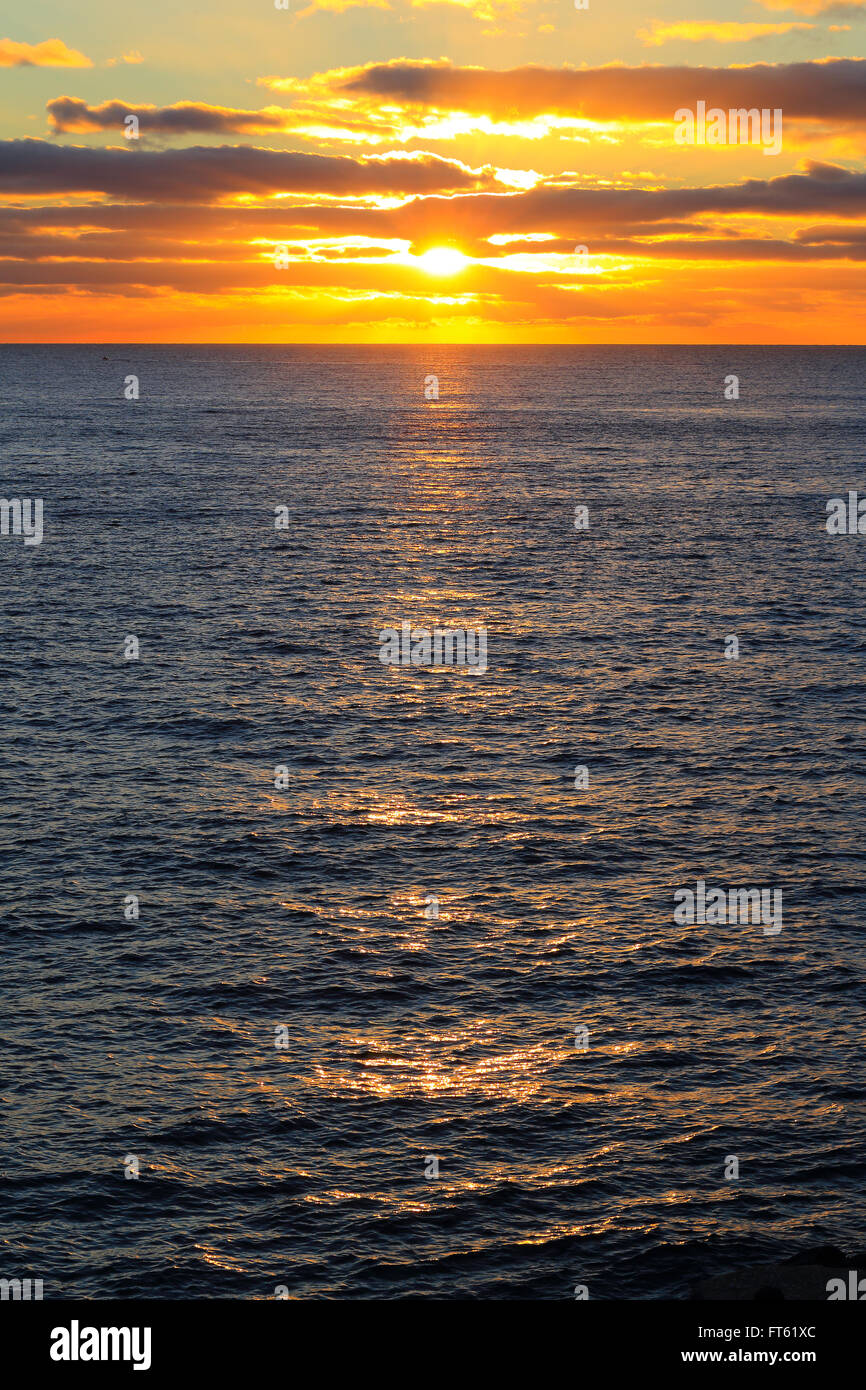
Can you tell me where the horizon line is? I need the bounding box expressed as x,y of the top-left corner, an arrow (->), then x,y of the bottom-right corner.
1,341 -> 864,349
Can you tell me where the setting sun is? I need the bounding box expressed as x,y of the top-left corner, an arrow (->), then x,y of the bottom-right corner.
416,247 -> 469,276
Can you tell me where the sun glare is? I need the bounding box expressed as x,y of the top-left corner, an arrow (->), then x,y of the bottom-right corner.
417,247 -> 469,275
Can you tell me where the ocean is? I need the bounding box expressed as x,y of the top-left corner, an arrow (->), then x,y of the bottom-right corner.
1,344 -> 864,1299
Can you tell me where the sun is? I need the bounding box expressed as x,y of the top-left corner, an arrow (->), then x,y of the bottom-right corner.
417,247 -> 469,275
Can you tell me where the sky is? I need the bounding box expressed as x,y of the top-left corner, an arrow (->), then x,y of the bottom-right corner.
0,0 -> 864,341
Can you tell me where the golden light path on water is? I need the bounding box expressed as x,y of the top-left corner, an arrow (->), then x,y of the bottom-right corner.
5,347 -> 859,1298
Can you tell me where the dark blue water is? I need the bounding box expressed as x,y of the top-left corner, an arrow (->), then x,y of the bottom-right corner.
1,346 -> 864,1298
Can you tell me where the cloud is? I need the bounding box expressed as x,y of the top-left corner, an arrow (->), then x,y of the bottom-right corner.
0,138 -> 494,200
322,57 -> 866,123
371,162 -> 866,245
638,22 -> 816,45
46,95 -> 423,144
0,38 -> 92,67
252,58 -> 866,151
753,0 -> 865,12
252,58 -> 866,153
287,0 -> 530,21
294,0 -> 391,12
2,159 -> 863,245
106,51 -> 144,67
47,97 -> 303,136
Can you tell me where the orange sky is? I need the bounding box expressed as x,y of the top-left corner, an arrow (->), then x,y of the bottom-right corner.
1,2 -> 865,341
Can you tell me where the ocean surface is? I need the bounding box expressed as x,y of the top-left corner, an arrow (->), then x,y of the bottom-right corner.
1,345 -> 864,1300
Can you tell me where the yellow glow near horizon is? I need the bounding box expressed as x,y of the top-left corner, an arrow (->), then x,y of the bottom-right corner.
417,248 -> 469,276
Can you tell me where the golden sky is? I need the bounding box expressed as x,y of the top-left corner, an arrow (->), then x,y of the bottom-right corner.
1,0 -> 865,341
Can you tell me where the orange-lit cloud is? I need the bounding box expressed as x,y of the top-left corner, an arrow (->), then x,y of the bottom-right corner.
0,37 -> 92,67
755,0 -> 864,12
294,0 -> 391,12
638,22 -> 816,46
260,57 -> 866,128
2,154 -> 863,256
